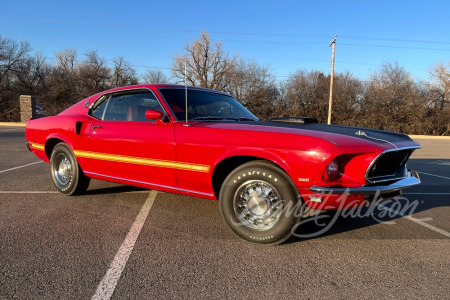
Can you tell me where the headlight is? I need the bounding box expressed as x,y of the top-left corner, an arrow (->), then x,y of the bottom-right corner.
323,159 -> 341,181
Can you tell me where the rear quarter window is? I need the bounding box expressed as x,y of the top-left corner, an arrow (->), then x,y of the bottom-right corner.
90,98 -> 108,119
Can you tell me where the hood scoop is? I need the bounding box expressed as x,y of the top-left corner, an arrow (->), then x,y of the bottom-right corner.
269,117 -> 318,124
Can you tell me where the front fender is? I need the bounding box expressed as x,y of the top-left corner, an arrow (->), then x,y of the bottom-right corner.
213,147 -> 295,180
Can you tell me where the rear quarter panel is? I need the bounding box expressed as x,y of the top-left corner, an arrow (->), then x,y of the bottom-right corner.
26,115 -> 94,170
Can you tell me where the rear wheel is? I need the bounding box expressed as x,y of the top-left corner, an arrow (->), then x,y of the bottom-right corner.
50,143 -> 90,195
219,161 -> 302,245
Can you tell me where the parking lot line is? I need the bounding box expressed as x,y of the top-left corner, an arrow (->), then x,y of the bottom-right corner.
418,171 -> 450,181
0,128 -> 24,132
405,193 -> 450,195
0,191 -> 59,194
434,159 -> 450,164
0,161 -> 43,174
0,190 -> 153,194
91,190 -> 158,300
377,203 -> 450,238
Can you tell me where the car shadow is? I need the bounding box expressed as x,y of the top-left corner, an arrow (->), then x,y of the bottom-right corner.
83,184 -> 148,195
77,158 -> 449,244
285,158 -> 450,244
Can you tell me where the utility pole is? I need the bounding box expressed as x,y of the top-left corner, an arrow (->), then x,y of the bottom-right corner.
327,35 -> 337,125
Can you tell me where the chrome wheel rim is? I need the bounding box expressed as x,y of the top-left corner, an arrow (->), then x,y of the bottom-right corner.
54,153 -> 72,186
233,180 -> 283,231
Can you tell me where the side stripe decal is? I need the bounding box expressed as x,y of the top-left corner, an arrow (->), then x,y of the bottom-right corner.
73,150 -> 210,173
28,142 -> 211,173
29,142 -> 45,151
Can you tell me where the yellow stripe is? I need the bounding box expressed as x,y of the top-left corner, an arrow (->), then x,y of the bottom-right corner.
30,143 -> 45,151
73,149 -> 210,173
28,142 -> 210,173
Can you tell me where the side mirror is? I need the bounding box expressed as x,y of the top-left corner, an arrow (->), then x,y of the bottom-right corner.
145,110 -> 163,120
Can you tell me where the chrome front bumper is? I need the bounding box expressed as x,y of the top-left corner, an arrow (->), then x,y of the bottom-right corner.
310,170 -> 420,196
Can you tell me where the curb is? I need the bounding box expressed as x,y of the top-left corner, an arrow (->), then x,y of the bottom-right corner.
0,122 -> 26,127
409,135 -> 450,140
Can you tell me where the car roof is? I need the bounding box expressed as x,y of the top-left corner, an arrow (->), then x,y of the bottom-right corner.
100,84 -> 230,96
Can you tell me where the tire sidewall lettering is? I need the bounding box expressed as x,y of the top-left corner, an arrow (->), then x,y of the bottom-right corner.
219,161 -> 301,245
232,169 -> 278,185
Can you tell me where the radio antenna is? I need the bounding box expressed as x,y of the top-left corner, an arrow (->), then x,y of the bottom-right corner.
184,61 -> 189,126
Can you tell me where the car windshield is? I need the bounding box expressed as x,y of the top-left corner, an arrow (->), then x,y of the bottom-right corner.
159,88 -> 258,122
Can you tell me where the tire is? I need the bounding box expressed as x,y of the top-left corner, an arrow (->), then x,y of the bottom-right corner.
50,142 -> 90,195
219,160 -> 302,245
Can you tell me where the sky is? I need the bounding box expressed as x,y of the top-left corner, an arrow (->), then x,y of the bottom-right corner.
1,0 -> 449,82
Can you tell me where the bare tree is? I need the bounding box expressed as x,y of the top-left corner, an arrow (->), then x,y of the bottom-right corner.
13,53 -> 51,95
330,72 -> 364,125
224,59 -> 277,119
0,35 -> 31,83
280,70 -> 330,122
0,34 -> 449,135
0,35 -> 32,121
142,69 -> 171,84
111,56 -> 138,87
78,50 -> 110,96
428,61 -> 450,111
54,49 -> 79,89
363,62 -> 425,133
51,48 -> 81,105
280,70 -> 364,125
172,31 -> 236,90
55,48 -> 77,74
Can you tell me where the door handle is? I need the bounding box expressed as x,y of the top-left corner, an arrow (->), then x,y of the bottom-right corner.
92,125 -> 103,131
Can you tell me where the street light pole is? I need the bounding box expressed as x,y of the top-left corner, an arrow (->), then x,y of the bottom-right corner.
328,35 -> 337,125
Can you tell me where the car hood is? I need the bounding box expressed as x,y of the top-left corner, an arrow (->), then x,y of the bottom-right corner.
203,120 -> 420,149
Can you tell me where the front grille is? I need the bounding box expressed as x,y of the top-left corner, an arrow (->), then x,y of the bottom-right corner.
366,149 -> 414,182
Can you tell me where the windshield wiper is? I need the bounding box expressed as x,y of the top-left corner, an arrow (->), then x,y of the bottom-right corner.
192,116 -> 224,121
224,117 -> 257,121
192,116 -> 258,121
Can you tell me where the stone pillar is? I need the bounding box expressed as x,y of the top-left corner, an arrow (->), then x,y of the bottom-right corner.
20,95 -> 34,123
19,95 -> 45,123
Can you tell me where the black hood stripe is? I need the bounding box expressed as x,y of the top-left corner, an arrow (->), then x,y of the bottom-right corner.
239,121 -> 414,145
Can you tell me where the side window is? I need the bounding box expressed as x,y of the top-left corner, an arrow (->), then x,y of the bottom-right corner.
103,91 -> 165,122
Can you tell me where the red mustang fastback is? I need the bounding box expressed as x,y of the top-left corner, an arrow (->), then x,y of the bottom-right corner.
26,84 -> 421,244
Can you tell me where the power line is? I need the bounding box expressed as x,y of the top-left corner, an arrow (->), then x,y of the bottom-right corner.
341,35 -> 450,45
340,43 -> 450,52
3,15 -> 450,47
7,17 -> 440,81
43,57 -> 172,70
0,15 -> 329,39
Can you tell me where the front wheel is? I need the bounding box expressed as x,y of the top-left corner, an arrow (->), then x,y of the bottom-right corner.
50,143 -> 90,195
219,161 -> 302,245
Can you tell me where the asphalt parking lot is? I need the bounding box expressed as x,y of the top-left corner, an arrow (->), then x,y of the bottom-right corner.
1,125 -> 449,299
